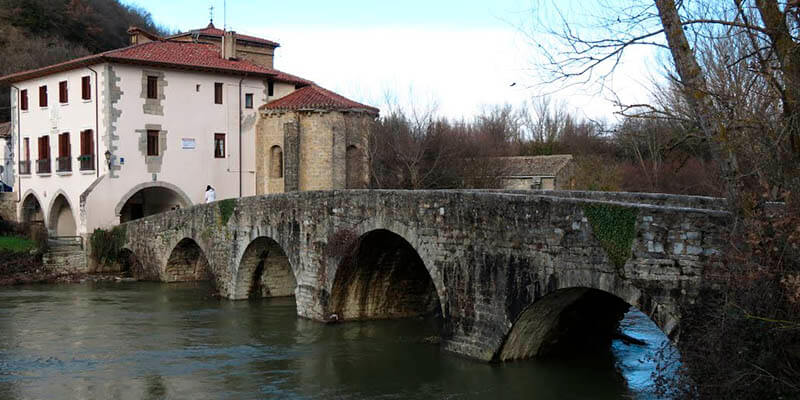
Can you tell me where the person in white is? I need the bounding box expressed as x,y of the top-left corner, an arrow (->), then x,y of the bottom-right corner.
204,185 -> 216,203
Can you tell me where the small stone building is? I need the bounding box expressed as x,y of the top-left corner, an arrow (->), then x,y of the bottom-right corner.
492,154 -> 575,190
256,85 -> 379,194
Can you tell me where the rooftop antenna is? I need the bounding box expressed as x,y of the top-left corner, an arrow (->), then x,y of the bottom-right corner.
209,5 -> 214,25
223,0 -> 227,31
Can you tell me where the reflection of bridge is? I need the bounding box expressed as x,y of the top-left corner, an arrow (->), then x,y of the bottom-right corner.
120,190 -> 729,361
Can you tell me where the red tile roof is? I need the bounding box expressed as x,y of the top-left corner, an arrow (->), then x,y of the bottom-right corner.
0,40 -> 312,85
170,22 -> 280,48
262,85 -> 379,115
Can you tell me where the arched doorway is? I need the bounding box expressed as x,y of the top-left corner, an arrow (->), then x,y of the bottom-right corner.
234,236 -> 296,299
164,238 -> 212,282
329,229 -> 441,321
48,194 -> 77,236
21,192 -> 44,225
118,184 -> 191,223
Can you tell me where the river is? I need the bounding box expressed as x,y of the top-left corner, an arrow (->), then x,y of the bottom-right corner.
0,282 -> 672,399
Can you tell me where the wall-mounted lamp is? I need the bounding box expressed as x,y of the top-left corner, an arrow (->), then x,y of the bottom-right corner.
104,150 -> 112,170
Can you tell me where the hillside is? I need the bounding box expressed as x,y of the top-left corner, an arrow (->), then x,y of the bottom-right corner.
0,0 -> 167,122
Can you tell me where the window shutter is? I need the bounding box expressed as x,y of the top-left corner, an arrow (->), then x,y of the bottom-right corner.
21,90 -> 28,110
215,82 -> 223,104
147,130 -> 159,156
39,86 -> 47,107
82,76 -> 91,100
59,81 -> 68,103
147,76 -> 158,99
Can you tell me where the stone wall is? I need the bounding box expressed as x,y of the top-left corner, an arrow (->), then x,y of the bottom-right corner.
256,111 -> 372,194
0,192 -> 17,221
122,189 -> 729,362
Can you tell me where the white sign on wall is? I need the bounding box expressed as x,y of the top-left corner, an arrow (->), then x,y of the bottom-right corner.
181,138 -> 196,149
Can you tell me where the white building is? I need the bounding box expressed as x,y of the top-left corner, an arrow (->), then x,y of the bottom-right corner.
0,24 -> 318,237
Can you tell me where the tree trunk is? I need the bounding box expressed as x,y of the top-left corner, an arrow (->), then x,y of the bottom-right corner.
756,0 -> 800,160
653,0 -> 742,212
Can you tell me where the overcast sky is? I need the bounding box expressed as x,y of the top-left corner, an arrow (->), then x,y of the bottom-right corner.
123,0 -> 661,121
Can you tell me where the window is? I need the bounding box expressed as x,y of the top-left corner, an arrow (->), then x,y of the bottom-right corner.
37,136 -> 51,174
20,138 -> 30,175
214,134 -> 226,158
214,82 -> 223,104
59,81 -> 68,103
267,81 -> 274,97
270,145 -> 283,178
38,136 -> 50,160
57,132 -> 71,172
146,130 -> 159,156
20,89 -> 28,111
147,76 -> 158,99
245,93 -> 253,109
81,76 -> 91,100
80,130 -> 94,171
39,85 -> 47,107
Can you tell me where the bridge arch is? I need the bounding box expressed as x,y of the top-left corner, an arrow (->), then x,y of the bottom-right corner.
328,228 -> 443,321
20,190 -> 45,225
164,237 -> 213,283
46,190 -> 77,236
115,181 -> 192,223
495,274 -> 674,362
232,236 -> 296,300
113,247 -> 142,275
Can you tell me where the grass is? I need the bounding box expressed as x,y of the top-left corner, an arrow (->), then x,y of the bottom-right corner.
0,236 -> 37,253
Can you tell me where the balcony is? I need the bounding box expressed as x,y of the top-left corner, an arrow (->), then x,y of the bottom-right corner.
79,154 -> 95,171
19,160 -> 31,175
36,158 -> 51,174
57,157 -> 72,172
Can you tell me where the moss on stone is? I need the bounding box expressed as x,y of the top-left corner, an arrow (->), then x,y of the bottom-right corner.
219,199 -> 236,226
583,204 -> 638,269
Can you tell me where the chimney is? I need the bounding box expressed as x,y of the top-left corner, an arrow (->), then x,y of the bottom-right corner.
222,31 -> 238,60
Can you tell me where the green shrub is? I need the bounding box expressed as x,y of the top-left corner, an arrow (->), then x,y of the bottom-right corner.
583,203 -> 638,269
90,226 -> 127,265
0,236 -> 37,253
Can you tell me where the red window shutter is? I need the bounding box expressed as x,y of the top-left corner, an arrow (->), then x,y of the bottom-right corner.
59,81 -> 68,103
39,86 -> 47,107
20,90 -> 28,110
82,76 -> 91,100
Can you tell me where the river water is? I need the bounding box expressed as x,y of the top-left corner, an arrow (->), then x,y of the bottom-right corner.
0,282 -> 672,399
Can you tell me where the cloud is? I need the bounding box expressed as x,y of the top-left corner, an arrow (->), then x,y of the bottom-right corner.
251,25 -> 657,120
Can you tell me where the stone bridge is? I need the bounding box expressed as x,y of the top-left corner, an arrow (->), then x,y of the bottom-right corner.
119,190 -> 729,361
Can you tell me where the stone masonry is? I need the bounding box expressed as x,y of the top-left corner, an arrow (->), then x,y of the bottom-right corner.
121,190 -> 729,362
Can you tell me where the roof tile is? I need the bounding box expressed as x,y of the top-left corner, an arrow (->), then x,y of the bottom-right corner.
261,85 -> 379,115
0,40 -> 312,85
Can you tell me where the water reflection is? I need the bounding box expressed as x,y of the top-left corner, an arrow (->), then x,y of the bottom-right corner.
0,282 -> 672,399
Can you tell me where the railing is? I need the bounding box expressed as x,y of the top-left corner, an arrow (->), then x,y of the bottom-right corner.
19,160 -> 31,175
57,156 -> 72,172
49,235 -> 84,250
36,158 -> 51,174
79,154 -> 94,171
